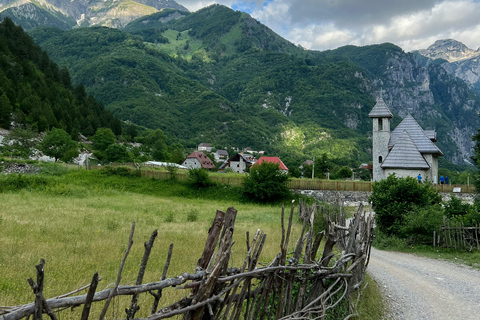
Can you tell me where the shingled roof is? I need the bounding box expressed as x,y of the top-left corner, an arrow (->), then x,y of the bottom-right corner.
185,151 -> 215,169
368,97 -> 394,118
389,115 -> 443,155
382,131 -> 430,169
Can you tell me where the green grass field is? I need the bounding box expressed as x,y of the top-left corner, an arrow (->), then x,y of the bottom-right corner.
0,166 -> 383,319
0,169 -> 305,318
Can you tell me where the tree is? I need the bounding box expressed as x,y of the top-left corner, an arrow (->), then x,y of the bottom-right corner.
369,174 -> 442,235
242,161 -> 290,202
0,93 -> 13,128
314,153 -> 332,179
91,128 -> 116,152
334,166 -> 353,180
105,144 -> 133,163
40,128 -> 77,162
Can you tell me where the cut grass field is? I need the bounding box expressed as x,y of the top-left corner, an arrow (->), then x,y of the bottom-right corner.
0,166 -> 383,319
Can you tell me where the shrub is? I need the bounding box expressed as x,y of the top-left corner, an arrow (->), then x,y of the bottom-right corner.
400,205 -> 444,244
242,161 -> 290,202
369,174 -> 442,235
164,211 -> 174,223
187,168 -> 216,188
187,209 -> 198,222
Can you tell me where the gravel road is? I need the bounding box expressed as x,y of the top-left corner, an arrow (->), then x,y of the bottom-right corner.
368,247 -> 480,320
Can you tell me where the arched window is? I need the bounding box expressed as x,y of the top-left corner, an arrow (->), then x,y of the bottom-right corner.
379,156 -> 383,163
379,118 -> 383,131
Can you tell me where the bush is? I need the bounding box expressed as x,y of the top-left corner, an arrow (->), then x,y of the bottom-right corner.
400,205 -> 444,244
242,161 -> 290,202
187,168 -> 216,188
187,209 -> 198,222
369,174 -> 442,235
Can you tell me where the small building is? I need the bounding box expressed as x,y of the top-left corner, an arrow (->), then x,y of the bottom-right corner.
197,143 -> 212,152
218,153 -> 257,173
182,151 -> 215,170
302,160 -> 314,166
214,150 -> 229,162
254,156 -> 289,171
143,161 -> 188,170
369,97 -> 442,182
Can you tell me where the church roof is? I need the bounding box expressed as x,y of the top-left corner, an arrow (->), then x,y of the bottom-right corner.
382,131 -> 431,169
389,115 -> 443,155
368,97 -> 394,118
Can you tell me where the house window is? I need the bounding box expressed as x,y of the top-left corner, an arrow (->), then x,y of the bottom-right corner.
379,118 -> 383,131
379,156 -> 383,163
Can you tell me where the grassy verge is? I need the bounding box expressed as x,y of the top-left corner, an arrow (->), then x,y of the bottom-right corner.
373,231 -> 480,269
354,273 -> 385,319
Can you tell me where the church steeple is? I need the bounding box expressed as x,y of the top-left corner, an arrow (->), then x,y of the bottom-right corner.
369,96 -> 393,181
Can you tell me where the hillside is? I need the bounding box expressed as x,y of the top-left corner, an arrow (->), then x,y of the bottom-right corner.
0,17 -> 121,138
27,4 -> 480,165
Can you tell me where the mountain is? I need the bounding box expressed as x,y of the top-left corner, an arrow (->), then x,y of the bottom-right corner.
27,5 -> 480,165
418,39 -> 480,63
416,39 -> 480,94
0,17 -> 121,138
0,0 -> 188,30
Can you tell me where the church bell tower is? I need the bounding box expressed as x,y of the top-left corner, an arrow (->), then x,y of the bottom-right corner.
368,96 -> 393,181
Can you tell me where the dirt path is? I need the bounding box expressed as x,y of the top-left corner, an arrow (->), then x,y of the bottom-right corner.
368,247 -> 480,320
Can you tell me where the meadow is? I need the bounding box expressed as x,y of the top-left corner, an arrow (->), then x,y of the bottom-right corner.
0,167 -> 306,319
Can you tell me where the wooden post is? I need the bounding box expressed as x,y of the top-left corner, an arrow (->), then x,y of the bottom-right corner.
80,273 -> 99,320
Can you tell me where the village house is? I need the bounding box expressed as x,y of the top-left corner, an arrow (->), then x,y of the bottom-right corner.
197,143 -> 212,152
181,151 -> 215,170
218,153 -> 257,173
254,156 -> 289,172
214,150 -> 229,162
369,96 -> 442,182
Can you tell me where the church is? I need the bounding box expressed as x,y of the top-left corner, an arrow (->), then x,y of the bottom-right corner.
369,97 -> 443,183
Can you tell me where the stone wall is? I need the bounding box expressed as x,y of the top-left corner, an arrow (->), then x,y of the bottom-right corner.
296,189 -> 476,206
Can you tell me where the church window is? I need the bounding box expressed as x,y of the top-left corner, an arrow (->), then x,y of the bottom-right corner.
379,118 -> 383,131
379,156 -> 382,163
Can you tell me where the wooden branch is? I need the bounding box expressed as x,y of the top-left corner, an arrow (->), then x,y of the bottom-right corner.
126,229 -> 158,320
151,243 -> 174,315
99,222 -> 135,320
80,272 -> 99,320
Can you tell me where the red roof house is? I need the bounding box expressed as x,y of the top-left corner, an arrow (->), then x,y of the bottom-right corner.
182,151 -> 215,169
254,157 -> 288,171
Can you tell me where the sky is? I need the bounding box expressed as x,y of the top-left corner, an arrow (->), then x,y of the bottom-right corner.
177,0 -> 480,52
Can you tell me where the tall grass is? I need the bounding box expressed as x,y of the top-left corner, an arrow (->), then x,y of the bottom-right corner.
0,169 -> 304,319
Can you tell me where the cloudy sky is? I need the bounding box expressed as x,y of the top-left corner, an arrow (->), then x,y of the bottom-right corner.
177,0 -> 480,52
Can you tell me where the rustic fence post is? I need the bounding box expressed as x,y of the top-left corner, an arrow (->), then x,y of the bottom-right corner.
80,272 -> 99,320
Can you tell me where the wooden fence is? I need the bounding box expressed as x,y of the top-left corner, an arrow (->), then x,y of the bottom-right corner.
101,163 -> 476,193
439,216 -> 480,251
0,202 -> 374,320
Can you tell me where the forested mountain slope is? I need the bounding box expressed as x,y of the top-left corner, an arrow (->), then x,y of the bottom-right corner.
28,4 -> 480,164
0,17 -> 121,138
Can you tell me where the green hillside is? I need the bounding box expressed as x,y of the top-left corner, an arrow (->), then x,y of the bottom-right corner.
0,18 -> 121,137
30,7 -> 375,162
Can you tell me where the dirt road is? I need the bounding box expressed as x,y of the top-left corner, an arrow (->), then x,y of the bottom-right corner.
368,247 -> 480,320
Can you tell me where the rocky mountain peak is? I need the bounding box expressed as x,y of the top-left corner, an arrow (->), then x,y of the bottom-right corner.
418,39 -> 480,62
0,0 -> 189,29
